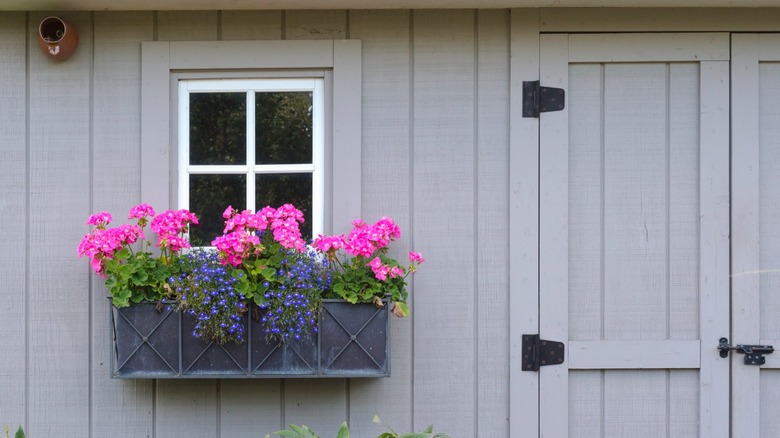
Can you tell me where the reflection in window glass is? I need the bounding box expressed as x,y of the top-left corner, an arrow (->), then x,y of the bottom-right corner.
255,92 -> 313,164
189,174 -> 246,246
190,93 -> 246,165
256,174 -> 313,240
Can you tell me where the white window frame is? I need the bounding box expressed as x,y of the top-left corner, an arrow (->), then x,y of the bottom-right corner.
178,78 -> 325,238
140,40 -> 361,236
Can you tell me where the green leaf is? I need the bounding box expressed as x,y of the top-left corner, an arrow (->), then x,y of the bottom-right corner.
14,426 -> 24,438
423,425 -> 433,433
393,302 -> 410,318
273,424 -> 319,438
397,434 -> 432,438
262,267 -> 277,280
114,247 -> 131,260
335,421 -> 350,438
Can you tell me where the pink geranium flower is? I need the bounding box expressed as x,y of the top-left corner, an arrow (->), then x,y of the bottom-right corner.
128,204 -> 155,220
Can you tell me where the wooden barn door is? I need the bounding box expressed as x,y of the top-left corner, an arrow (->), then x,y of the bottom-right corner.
731,34 -> 780,438
538,33 -> 731,437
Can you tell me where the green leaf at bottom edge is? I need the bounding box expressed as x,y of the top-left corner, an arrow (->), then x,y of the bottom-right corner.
335,421 -> 350,438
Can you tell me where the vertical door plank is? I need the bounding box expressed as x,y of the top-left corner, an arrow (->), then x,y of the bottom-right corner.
697,59 -> 730,438
154,11 -> 219,438
568,63 -> 603,342
27,11 -> 92,437
221,11 -> 282,40
0,11 -> 27,432
602,64 -> 668,342
348,10 -> 413,437
538,33 -> 569,438
669,370 -> 699,437
603,371 -> 667,436
756,36 -> 780,435
568,371 -> 602,437
760,372 -> 780,434
412,9 -> 476,435
91,11 -> 155,438
668,63 -> 700,341
758,62 -> 780,341
476,9 -> 511,438
508,10 -> 540,437
730,33 -> 760,438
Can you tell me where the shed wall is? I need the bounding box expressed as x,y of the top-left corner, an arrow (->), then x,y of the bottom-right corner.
0,10 -> 510,437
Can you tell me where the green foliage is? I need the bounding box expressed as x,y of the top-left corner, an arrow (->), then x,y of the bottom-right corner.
266,418 -> 448,438
266,423 -> 321,438
4,426 -> 24,438
327,254 -> 408,308
372,416 -> 449,438
104,248 -> 180,307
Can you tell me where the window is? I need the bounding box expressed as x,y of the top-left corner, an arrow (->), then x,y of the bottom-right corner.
140,40 -> 361,238
178,78 -> 325,244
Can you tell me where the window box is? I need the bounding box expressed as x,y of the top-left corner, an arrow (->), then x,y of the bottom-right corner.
110,298 -> 390,378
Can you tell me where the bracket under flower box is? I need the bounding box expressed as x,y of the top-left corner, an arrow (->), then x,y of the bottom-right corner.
110,299 -> 390,378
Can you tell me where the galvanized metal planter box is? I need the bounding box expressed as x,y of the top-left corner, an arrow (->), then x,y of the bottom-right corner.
110,299 -> 390,378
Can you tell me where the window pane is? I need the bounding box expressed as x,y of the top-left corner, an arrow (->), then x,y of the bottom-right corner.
189,174 -> 246,246
255,92 -> 313,164
256,174 -> 313,240
190,93 -> 246,165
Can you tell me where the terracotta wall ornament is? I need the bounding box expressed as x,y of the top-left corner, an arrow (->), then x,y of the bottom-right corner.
37,16 -> 78,61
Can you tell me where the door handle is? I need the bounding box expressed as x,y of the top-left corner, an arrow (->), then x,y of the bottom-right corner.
718,337 -> 774,365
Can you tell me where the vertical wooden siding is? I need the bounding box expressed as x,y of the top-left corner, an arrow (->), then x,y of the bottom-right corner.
0,10 -> 510,437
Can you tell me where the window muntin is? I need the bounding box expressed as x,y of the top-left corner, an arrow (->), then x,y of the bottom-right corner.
178,78 -> 325,245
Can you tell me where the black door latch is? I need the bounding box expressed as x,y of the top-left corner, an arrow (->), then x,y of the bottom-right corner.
718,337 -> 774,365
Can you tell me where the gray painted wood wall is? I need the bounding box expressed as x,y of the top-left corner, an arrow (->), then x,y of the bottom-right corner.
0,10 -> 509,437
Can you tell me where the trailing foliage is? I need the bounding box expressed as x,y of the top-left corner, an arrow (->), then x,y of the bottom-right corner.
170,250 -> 247,344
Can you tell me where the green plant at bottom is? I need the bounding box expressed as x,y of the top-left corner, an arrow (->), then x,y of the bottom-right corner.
266,416 -> 449,438
4,426 -> 24,438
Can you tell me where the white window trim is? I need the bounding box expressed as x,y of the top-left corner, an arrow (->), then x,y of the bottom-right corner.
178,78 -> 325,238
141,40 -> 361,236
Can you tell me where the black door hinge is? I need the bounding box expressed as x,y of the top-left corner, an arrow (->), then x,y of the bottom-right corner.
522,334 -> 565,371
522,80 -> 565,118
718,337 -> 774,365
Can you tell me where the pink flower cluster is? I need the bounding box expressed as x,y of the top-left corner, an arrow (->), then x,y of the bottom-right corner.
368,257 -> 404,281
212,204 -> 306,267
78,204 -> 198,276
150,209 -> 199,252
314,217 -> 424,282
78,213 -> 143,276
313,217 -> 401,258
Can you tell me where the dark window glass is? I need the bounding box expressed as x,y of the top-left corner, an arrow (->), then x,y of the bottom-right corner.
255,92 -> 313,164
190,93 -> 246,165
189,174 -> 246,246
256,173 -> 313,241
